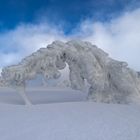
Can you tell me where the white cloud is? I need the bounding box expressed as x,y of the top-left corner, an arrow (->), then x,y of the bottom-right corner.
0,23 -> 67,69
78,8 -> 140,70
0,8 -> 140,72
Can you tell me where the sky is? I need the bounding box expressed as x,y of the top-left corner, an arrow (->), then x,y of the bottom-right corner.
0,0 -> 140,72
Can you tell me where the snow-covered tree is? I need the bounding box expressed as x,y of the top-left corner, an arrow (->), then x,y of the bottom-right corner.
1,40 -> 140,105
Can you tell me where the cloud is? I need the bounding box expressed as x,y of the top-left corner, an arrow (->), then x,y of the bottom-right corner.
0,23 -> 67,69
77,8 -> 140,70
0,7 -> 140,73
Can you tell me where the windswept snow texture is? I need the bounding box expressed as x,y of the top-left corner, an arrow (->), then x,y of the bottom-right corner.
0,102 -> 140,140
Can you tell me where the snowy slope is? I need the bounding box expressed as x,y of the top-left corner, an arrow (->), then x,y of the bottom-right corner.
0,88 -> 140,140
0,101 -> 140,139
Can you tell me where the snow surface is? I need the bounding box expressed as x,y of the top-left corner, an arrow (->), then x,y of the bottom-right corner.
0,88 -> 140,140
0,87 -> 87,105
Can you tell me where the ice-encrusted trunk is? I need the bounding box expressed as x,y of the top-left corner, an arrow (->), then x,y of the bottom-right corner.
1,40 -> 140,105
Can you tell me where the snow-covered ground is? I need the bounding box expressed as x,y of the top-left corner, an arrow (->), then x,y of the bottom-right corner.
0,87 -> 87,105
0,88 -> 140,140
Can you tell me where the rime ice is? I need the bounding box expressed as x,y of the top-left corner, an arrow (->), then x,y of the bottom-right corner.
1,40 -> 140,105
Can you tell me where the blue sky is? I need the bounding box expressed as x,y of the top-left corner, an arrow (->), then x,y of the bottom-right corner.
0,0 -> 140,71
0,0 -> 139,33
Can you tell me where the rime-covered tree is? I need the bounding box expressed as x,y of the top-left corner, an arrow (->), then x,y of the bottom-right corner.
1,40 -> 140,105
